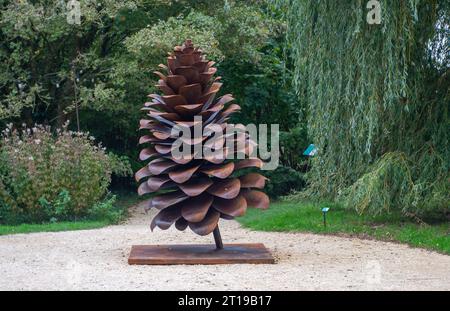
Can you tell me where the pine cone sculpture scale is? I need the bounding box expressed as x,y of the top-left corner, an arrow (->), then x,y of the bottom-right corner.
136,40 -> 270,236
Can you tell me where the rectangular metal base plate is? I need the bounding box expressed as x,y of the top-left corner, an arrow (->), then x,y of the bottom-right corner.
128,243 -> 275,265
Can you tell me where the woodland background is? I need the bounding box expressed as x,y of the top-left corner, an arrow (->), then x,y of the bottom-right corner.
0,0 -> 448,225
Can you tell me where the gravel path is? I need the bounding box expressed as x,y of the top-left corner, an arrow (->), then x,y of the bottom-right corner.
0,200 -> 449,291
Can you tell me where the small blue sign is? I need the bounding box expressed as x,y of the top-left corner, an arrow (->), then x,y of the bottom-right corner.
321,207 -> 329,213
303,144 -> 317,156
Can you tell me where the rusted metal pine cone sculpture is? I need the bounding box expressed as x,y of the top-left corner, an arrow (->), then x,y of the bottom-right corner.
136,40 -> 269,236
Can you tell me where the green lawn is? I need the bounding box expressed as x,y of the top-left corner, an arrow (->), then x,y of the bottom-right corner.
238,201 -> 450,255
0,191 -> 141,236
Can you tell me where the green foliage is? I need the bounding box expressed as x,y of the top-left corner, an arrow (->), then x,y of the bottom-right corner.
0,191 -> 143,235
342,152 -> 413,216
221,42 -> 299,127
87,194 -> 123,224
123,3 -> 282,125
215,2 -> 273,61
107,152 -> 133,177
38,189 -> 72,222
0,0 -> 148,120
216,22 -> 307,174
343,151 -> 449,219
279,125 -> 308,170
280,0 -> 449,218
263,166 -> 305,199
125,11 -> 223,64
0,124 -> 115,224
1,1 -> 307,204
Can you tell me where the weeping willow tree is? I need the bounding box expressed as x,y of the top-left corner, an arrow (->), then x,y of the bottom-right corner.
280,0 -> 449,218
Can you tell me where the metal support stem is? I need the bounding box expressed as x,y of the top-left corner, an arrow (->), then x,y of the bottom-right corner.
213,226 -> 223,250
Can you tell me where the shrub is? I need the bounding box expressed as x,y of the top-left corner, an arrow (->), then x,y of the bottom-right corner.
107,152 -> 134,178
0,124 -> 127,224
38,189 -> 72,222
342,151 -> 449,220
87,194 -> 124,224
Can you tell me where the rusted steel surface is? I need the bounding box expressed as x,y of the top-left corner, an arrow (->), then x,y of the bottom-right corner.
128,244 -> 275,265
136,40 -> 270,236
